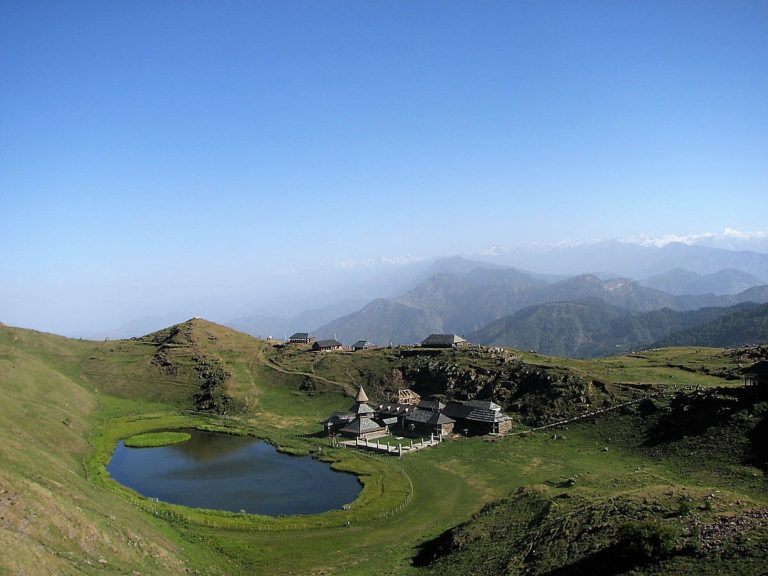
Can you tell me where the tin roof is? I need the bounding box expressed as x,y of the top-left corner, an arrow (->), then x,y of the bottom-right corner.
444,401 -> 511,423
421,334 -> 467,347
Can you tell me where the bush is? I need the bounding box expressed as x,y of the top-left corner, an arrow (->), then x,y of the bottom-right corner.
618,519 -> 679,562
677,498 -> 695,516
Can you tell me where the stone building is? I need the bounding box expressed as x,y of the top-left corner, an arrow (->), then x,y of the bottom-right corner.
444,399 -> 513,435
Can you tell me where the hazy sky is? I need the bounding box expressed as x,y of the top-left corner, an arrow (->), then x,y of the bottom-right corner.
1,1 -> 767,334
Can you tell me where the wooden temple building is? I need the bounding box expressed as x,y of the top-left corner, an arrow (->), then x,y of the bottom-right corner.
325,386 -> 389,440
324,386 -> 512,440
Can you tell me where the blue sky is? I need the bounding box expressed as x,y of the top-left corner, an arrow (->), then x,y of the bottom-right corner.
1,0 -> 767,334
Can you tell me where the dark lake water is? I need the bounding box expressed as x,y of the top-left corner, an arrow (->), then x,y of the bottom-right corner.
107,429 -> 361,516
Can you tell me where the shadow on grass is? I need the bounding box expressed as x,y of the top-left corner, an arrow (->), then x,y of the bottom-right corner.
410,527 -> 460,568
644,385 -> 767,448
542,543 -> 648,576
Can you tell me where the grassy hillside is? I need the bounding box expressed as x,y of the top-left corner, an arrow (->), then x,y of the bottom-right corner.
419,485 -> 768,575
2,319 -> 767,575
653,302 -> 768,348
417,386 -> 768,575
0,326 -> 220,575
469,300 -> 766,358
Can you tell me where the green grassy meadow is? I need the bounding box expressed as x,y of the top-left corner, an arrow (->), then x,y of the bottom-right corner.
517,346 -> 744,388
1,319 -> 766,575
124,431 -> 192,447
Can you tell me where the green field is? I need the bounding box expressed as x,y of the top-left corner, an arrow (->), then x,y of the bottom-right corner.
517,346 -> 744,388
1,319 -> 766,575
124,431 -> 192,447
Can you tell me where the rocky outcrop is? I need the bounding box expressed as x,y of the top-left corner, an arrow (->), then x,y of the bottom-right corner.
138,320 -> 240,414
392,349 -> 618,427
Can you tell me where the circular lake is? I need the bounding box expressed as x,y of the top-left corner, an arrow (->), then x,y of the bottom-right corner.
107,429 -> 361,516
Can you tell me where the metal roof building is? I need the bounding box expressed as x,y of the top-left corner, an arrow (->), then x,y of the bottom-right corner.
352,340 -> 375,351
312,339 -> 343,351
421,334 -> 469,348
288,332 -> 315,344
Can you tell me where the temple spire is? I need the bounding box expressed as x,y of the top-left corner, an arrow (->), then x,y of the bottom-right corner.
355,385 -> 369,403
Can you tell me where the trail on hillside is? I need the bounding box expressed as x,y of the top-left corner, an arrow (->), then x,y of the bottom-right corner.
258,347 -> 357,396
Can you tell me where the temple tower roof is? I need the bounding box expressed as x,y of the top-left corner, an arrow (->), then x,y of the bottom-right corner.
355,386 -> 369,403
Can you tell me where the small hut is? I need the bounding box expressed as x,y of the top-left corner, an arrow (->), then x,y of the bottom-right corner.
288,332 -> 316,344
312,339 -> 343,352
352,340 -> 375,351
421,334 -> 469,348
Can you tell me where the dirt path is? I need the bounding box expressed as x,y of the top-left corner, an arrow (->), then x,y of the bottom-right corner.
255,347 -> 356,396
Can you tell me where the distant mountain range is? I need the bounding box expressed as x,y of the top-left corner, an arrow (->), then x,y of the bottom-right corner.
469,300 -> 768,358
73,240 -> 768,340
479,240 -> 768,280
651,302 -> 768,349
225,299 -> 369,340
221,257 -> 509,339
212,241 -> 768,344
80,240 -> 766,357
639,268 -> 764,295
313,264 -> 768,348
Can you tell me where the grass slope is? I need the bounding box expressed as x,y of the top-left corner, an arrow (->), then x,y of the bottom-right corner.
1,318 -> 767,575
469,300 -> 766,358
0,326 -> 217,575
418,401 -> 768,575
653,302 -> 768,348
